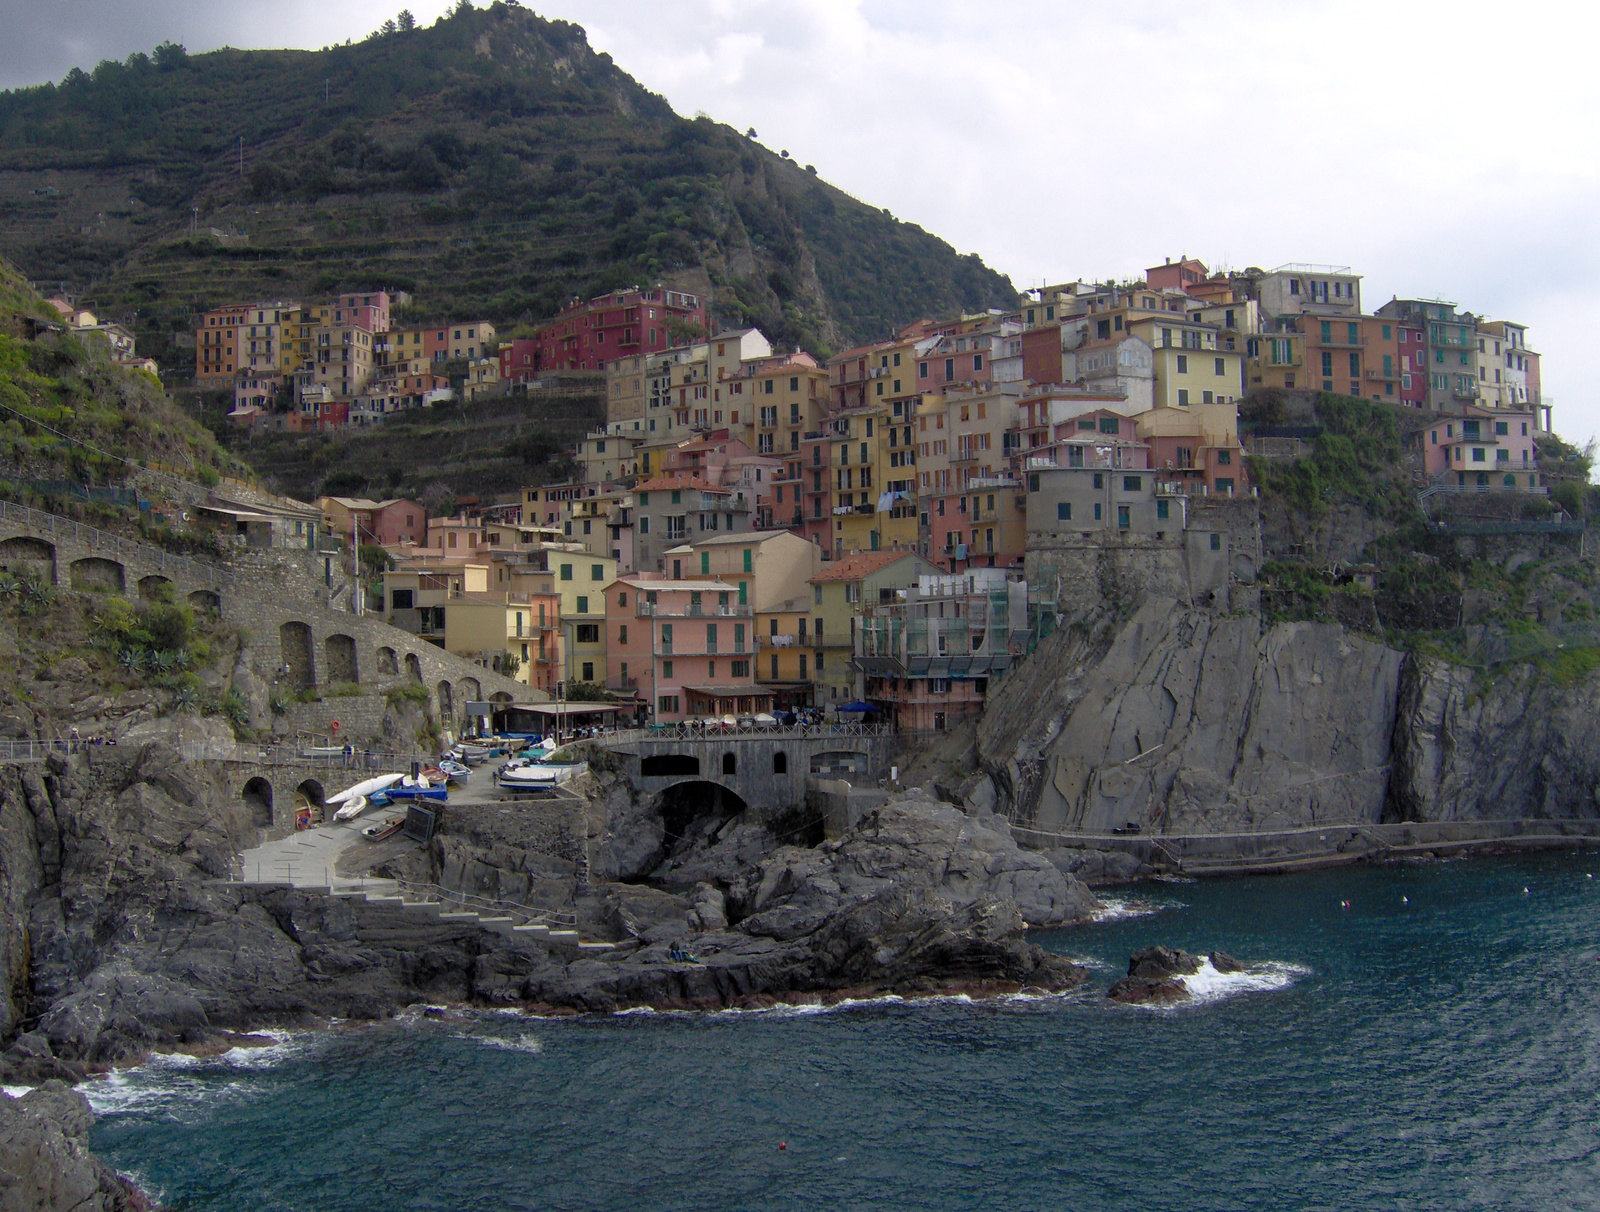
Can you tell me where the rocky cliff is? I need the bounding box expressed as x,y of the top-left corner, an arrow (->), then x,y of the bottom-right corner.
968,596 -> 1600,843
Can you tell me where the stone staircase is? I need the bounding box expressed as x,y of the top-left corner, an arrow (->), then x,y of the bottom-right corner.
226,876 -> 617,955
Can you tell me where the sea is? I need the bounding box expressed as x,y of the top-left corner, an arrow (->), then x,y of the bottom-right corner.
80,852 -> 1600,1211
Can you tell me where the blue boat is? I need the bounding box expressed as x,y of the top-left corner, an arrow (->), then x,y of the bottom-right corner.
386,784 -> 447,803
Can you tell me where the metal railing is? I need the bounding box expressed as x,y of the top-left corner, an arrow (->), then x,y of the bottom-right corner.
0,498 -> 229,586
601,720 -> 888,745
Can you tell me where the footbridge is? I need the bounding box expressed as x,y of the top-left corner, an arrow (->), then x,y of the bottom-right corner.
596,722 -> 894,814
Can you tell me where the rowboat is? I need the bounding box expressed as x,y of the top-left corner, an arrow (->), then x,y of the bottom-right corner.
361,815 -> 406,841
332,793 -> 368,822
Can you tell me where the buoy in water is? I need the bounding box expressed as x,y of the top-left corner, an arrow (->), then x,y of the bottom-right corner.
1401,896 -> 1409,904
1340,900 -> 1351,909
1523,887 -> 1530,895
778,1142 -> 788,1152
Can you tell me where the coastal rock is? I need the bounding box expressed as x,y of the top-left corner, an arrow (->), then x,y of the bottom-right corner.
1126,945 -> 1201,980
1107,976 -> 1189,1005
0,1081 -> 151,1211
1209,950 -> 1244,974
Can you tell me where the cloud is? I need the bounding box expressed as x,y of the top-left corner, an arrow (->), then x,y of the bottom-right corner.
2,0 -> 1596,441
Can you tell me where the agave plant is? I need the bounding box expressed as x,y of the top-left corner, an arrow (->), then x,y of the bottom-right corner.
171,685 -> 198,714
0,573 -> 18,603
118,647 -> 141,673
150,649 -> 176,674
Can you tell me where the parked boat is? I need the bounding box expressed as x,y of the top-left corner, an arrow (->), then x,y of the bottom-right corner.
327,772 -> 405,806
438,760 -> 471,781
500,763 -> 560,787
361,815 -> 406,841
387,783 -> 447,802
332,793 -> 368,822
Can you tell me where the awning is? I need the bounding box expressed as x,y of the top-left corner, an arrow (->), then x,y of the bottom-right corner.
684,684 -> 775,698
515,702 -> 627,717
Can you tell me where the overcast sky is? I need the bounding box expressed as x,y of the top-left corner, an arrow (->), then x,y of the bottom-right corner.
6,0 -> 1597,447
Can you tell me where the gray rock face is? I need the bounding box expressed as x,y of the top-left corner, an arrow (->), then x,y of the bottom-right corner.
977,600 -> 1404,835
1389,655 -> 1600,821
0,1081 -> 151,1210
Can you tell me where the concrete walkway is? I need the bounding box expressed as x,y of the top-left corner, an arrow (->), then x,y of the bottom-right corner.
235,808 -> 403,892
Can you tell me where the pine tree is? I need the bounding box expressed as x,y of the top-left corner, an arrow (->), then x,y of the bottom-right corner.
397,9 -> 416,31
379,18 -> 397,36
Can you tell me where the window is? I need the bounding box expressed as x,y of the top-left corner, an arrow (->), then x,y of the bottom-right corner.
1057,502 -> 1072,520
1177,389 -> 1189,406
590,563 -> 604,581
1215,358 -> 1225,376
1177,355 -> 1188,374
1217,450 -> 1232,465
1156,499 -> 1169,520
390,589 -> 414,610
658,695 -> 679,715
1094,503 -> 1102,521
662,659 -> 673,677
1099,416 -> 1119,434
559,563 -> 573,580
731,660 -> 750,677
1209,533 -> 1221,551
619,625 -> 628,643
575,623 -> 600,643
1123,476 -> 1142,492
813,585 -> 823,605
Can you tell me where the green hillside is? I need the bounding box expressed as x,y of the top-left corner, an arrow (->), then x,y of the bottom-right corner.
0,2 -> 1016,378
0,256 -> 245,494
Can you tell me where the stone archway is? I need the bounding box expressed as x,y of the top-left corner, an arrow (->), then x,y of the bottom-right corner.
279,621 -> 315,688
436,680 -> 453,723
376,646 -> 399,676
137,574 -> 173,602
242,777 -> 273,827
651,780 -> 750,851
405,653 -> 423,682
188,589 -> 221,614
325,633 -> 358,684
460,676 -> 481,702
0,536 -> 55,583
69,556 -> 124,593
296,779 -> 325,808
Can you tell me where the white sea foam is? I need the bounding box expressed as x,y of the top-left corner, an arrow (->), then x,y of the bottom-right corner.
1177,958 -> 1310,1005
2,1085 -> 34,1098
457,1032 -> 544,1054
1091,897 -> 1177,923
81,1034 -> 311,1116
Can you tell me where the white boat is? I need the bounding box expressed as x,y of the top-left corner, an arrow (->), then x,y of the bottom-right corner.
500,764 -> 560,786
327,772 -> 405,806
332,794 -> 368,822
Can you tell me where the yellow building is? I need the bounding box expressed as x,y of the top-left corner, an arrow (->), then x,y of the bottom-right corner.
1242,331 -> 1306,393
1125,314 -> 1242,408
553,550 -> 619,688
755,592 -> 819,708
807,549 -> 941,705
751,354 -> 829,462
442,596 -> 545,686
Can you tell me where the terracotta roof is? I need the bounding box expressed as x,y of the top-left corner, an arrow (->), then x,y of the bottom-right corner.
809,550 -> 919,583
633,476 -> 728,494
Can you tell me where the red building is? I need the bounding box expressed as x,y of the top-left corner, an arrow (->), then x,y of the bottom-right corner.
532,287 -> 706,372
499,338 -> 541,384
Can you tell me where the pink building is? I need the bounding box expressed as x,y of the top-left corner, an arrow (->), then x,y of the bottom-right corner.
1395,319 -> 1428,408
1420,408 -> 1540,488
606,575 -> 770,722
500,338 -> 540,384
327,292 -> 391,333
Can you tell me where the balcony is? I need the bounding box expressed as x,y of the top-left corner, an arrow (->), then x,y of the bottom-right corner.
605,676 -> 639,692
636,602 -> 753,618
1452,384 -> 1482,400
1316,333 -> 1367,347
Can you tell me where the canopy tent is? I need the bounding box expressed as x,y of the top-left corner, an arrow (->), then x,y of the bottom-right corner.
834,700 -> 880,713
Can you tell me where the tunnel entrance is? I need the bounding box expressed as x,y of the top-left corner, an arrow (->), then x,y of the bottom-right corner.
242,777 -> 273,827
653,781 -> 749,852
641,754 -> 700,777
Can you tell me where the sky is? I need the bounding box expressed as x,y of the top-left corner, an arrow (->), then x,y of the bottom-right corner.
4,0 -> 1597,447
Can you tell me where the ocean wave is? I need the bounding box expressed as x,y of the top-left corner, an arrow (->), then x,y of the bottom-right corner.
83,1034 -> 310,1117
2,1085 -> 34,1098
1091,897 -> 1178,923
1178,958 -> 1310,1005
455,1032 -> 544,1054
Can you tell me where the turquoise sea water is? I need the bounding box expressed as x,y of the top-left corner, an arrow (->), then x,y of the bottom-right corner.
86,853 -> 1600,1211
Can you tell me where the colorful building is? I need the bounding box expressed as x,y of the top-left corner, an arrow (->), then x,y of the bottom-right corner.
808,550 -> 941,705
534,286 -> 707,373
605,576 -> 765,721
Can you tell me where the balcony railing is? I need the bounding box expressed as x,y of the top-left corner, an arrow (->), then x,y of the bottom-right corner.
605,676 -> 639,692
637,603 -> 753,618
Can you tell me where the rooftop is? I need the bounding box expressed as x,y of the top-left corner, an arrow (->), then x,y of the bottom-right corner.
809,550 -> 921,583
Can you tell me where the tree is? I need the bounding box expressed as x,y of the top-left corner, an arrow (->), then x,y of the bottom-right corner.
379,18 -> 397,36
152,41 -> 188,70
398,9 -> 417,30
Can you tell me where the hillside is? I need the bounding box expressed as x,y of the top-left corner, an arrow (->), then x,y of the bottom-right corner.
0,254 -> 247,501
0,2 -> 1017,377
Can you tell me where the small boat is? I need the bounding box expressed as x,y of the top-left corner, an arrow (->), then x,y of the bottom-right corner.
438,760 -> 471,781
387,783 -> 447,802
333,793 -> 368,822
367,791 -> 392,808
500,763 -> 560,787
418,766 -> 447,784
362,815 -> 406,841
327,772 -> 405,806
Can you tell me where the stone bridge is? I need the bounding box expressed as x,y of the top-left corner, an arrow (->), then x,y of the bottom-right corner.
598,725 -> 894,816
0,500 -> 538,734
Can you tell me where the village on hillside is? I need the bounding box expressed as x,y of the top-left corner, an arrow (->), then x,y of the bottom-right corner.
62,257 -> 1550,732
